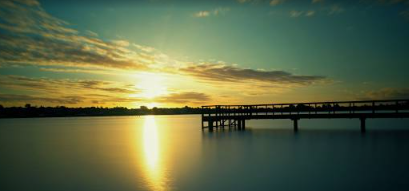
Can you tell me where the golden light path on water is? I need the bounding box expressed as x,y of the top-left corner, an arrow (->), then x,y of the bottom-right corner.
142,116 -> 169,191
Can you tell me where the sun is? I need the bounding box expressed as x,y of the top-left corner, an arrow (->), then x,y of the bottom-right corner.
136,72 -> 168,99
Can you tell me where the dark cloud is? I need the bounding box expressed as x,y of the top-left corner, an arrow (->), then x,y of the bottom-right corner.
0,94 -> 83,104
0,75 -> 139,94
156,92 -> 211,104
83,94 -> 142,105
180,63 -> 326,85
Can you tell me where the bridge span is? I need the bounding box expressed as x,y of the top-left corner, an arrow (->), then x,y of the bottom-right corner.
201,99 -> 409,132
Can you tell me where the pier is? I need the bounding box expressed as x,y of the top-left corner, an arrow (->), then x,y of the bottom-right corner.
201,99 -> 409,132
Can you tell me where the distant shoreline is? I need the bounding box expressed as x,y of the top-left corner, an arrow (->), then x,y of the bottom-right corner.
0,105 -> 202,119
0,113 -> 201,119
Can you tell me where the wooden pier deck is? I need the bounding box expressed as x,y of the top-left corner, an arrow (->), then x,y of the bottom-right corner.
201,99 -> 409,132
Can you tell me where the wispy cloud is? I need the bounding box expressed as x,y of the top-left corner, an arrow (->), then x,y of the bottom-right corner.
237,0 -> 287,6
288,5 -> 343,18
306,10 -> 316,17
312,0 -> 324,4
155,92 -> 211,104
0,75 -> 144,106
0,75 -> 214,106
194,11 -> 211,18
270,0 -> 286,6
85,30 -> 98,37
359,88 -> 409,100
193,7 -> 230,18
39,67 -> 115,75
328,5 -> 344,15
180,62 -> 326,86
237,0 -> 257,4
290,10 -> 304,17
289,10 -> 316,18
0,75 -> 139,95
362,0 -> 409,5
0,94 -> 84,105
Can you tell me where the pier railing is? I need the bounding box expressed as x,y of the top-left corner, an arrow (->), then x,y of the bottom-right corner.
201,99 -> 409,132
202,99 -> 409,118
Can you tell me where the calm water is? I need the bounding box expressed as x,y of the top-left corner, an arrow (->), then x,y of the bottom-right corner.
1,115 -> 409,191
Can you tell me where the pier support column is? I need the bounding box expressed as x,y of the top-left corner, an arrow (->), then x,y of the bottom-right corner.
360,118 -> 366,133
242,119 -> 246,130
293,118 -> 299,132
209,120 -> 214,132
238,119 -> 242,130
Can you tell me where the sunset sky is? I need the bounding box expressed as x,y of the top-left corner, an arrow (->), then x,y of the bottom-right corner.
0,0 -> 408,108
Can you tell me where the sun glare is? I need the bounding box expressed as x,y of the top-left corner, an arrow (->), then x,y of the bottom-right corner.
141,116 -> 168,191
137,72 -> 168,99
143,116 -> 159,169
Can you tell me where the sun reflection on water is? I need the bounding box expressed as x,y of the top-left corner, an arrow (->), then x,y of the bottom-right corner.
142,116 -> 168,191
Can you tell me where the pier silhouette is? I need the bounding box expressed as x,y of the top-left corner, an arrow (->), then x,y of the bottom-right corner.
201,99 -> 409,132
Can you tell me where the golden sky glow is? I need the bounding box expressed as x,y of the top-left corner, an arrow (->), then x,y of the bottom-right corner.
0,0 -> 408,108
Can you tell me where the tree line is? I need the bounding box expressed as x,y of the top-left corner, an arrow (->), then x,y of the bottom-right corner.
0,104 -> 202,118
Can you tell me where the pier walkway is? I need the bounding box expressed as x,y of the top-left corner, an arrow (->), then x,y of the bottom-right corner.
201,99 -> 409,132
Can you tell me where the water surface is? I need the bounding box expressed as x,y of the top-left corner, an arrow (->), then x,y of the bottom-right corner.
1,115 -> 409,191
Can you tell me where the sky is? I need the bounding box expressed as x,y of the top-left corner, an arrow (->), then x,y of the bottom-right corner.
0,0 -> 408,108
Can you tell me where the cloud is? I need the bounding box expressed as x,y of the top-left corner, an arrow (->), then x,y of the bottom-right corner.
193,7 -> 230,18
290,10 -> 304,17
270,0 -> 286,6
39,67 -> 115,75
133,44 -> 156,53
238,0 -> 287,6
328,5 -> 344,15
306,10 -> 316,17
0,75 -> 213,106
111,40 -> 130,47
287,6 -> 343,18
0,75 -> 139,95
155,92 -> 211,104
85,30 -> 98,37
289,10 -> 315,18
0,0 -> 151,70
213,7 -> 231,15
0,94 -> 83,105
362,0 -> 408,5
237,0 -> 253,3
312,0 -> 324,4
360,88 -> 409,100
194,11 -> 211,17
0,75 -> 145,106
180,62 -> 326,86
